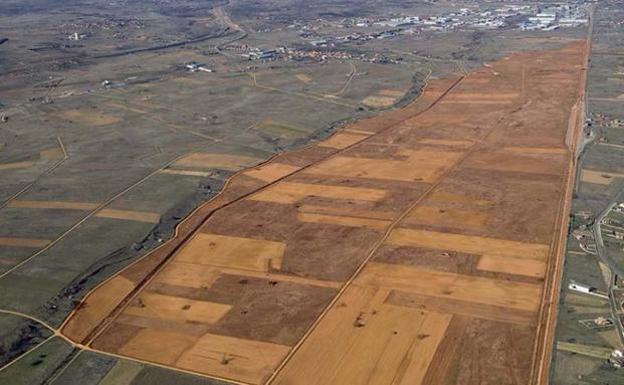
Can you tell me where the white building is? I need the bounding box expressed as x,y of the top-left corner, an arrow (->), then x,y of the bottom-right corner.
568,282 -> 596,294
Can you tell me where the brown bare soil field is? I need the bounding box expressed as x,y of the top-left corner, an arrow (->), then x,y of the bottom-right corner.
362,95 -> 397,108
580,168 -> 624,185
7,200 -> 99,210
0,161 -> 35,170
63,275 -> 135,342
54,109 -> 121,126
175,153 -> 261,171
95,208 -> 160,223
160,169 -> 213,177
61,41 -> 586,385
417,138 -> 473,147
502,146 -> 568,155
39,147 -> 65,160
0,237 -> 50,248
244,163 -> 301,183
295,74 -> 312,84
317,132 -> 370,149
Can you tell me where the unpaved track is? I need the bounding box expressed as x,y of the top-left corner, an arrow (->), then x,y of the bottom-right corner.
531,9 -> 593,385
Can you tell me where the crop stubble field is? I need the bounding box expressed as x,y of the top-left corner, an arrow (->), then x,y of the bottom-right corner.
60,41 -> 586,385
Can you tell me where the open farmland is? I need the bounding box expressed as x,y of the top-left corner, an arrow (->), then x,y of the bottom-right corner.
60,40 -> 587,385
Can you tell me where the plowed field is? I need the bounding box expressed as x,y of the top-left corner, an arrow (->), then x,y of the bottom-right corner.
61,41 -> 586,385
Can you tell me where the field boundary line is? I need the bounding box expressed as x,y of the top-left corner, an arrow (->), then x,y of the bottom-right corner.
78,73 -> 461,349
529,19 -> 593,385
0,152 -> 188,281
266,137 -> 476,385
0,335 -> 56,375
0,135 -> 68,211
53,73 -> 464,385
266,73 -> 547,384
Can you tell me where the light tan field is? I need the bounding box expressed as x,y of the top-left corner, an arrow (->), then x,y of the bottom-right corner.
304,150 -> 462,183
357,262 -> 542,312
272,284 -> 452,385
175,233 -> 286,271
63,275 -> 135,342
176,333 -> 291,384
417,138 -> 473,147
96,208 -> 160,223
295,74 -> 312,83
160,169 -> 213,177
175,152 -> 261,170
39,147 -> 65,160
55,109 -> 121,126
344,128 -> 375,135
444,92 -> 520,100
580,169 -> 624,185
464,150 -> 566,175
503,146 -> 568,155
387,228 -> 550,260
477,255 -> 547,278
8,200 -> 99,210
125,292 -> 231,324
156,261 -> 342,289
0,161 -> 35,170
362,95 -> 396,108
386,291 -> 536,325
118,328 -> 198,365
0,237 -> 50,248
249,182 -> 387,204
244,163 -> 301,183
439,99 -> 514,105
317,132 -> 369,149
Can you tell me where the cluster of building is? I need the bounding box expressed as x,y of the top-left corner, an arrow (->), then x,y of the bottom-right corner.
601,205 -> 624,240
519,4 -> 588,31
60,17 -> 145,41
368,4 -> 589,32
286,49 -> 352,62
594,113 -> 624,130
222,42 -> 354,62
308,28 -> 402,48
284,1 -> 591,48
222,39 -> 408,66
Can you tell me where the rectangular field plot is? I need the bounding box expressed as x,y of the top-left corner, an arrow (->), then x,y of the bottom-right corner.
249,182 -> 387,204
273,285 -> 452,385
356,262 -> 542,313
304,149 -> 463,183
175,233 -> 286,271
387,228 -> 550,261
